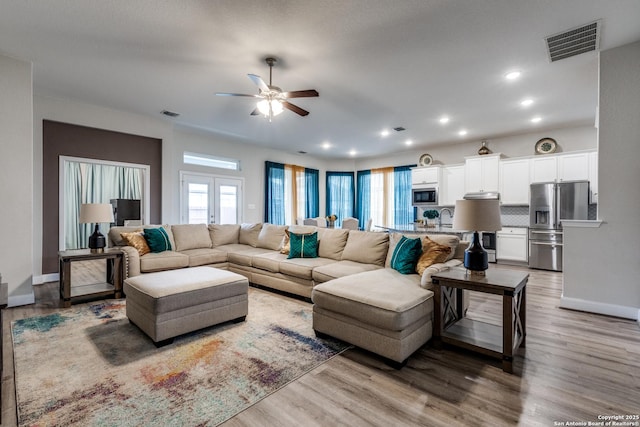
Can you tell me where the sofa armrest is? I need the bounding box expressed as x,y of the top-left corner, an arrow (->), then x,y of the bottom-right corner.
119,246 -> 141,278
420,259 -> 462,289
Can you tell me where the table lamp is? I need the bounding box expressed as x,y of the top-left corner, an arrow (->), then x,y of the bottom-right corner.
79,203 -> 115,253
452,199 -> 502,275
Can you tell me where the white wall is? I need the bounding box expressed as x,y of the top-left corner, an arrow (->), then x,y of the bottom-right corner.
355,125 -> 596,170
562,40 -> 640,320
0,54 -> 34,306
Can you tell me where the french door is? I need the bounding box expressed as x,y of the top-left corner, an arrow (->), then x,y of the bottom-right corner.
180,172 -> 243,224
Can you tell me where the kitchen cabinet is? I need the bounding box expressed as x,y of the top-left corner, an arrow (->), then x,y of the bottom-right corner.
530,156 -> 557,183
588,151 -> 598,203
499,158 -> 530,205
412,166 -> 441,185
464,154 -> 500,193
557,152 -> 590,181
496,227 -> 528,263
440,165 -> 465,206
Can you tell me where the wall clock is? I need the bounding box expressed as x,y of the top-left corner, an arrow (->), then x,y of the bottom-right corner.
535,137 -> 557,155
418,153 -> 433,166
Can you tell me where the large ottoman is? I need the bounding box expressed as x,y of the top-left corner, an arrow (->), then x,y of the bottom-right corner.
124,266 -> 249,345
311,269 -> 434,367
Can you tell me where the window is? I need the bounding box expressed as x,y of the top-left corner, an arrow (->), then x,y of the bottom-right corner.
265,161 -> 319,225
326,172 -> 355,227
183,152 -> 240,171
356,165 -> 414,228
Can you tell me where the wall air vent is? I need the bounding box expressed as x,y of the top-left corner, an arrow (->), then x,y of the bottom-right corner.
545,20 -> 601,62
161,110 -> 180,117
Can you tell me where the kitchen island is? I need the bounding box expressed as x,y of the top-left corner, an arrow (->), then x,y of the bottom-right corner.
376,224 -> 466,237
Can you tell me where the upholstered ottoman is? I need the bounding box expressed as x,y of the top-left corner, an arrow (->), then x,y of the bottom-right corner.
124,266 -> 248,345
311,269 -> 434,367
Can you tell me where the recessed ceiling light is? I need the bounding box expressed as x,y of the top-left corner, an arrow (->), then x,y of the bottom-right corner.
521,99 -> 534,107
349,149 -> 357,156
405,139 -> 413,146
531,116 -> 542,123
380,129 -> 390,137
505,71 -> 521,80
439,116 -> 450,124
458,129 -> 468,136
321,141 -> 331,149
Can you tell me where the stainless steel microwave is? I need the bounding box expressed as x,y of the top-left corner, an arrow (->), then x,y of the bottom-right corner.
412,186 -> 438,206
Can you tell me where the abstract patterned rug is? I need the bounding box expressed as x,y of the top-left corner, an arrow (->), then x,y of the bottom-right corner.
12,288 -> 349,426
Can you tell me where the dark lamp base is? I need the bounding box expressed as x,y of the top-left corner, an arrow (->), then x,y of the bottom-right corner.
463,231 -> 488,273
88,224 -> 107,253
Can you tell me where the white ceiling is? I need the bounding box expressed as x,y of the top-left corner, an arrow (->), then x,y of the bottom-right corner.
2,0 -> 640,159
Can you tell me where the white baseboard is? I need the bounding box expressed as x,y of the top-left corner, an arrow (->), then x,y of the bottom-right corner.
560,296 -> 639,320
33,273 -> 59,285
9,292 -> 35,307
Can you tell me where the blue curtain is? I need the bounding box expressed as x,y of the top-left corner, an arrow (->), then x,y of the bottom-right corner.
304,168 -> 319,218
394,165 -> 414,225
356,170 -> 371,226
326,171 -> 354,227
265,161 -> 286,224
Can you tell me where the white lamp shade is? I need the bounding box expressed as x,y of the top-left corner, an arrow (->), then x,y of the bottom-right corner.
79,203 -> 114,224
452,199 -> 502,232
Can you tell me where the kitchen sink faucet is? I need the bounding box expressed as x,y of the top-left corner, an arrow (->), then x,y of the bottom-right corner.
439,208 -> 453,227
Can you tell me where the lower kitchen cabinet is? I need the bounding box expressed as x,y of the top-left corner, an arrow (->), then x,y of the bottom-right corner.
496,227 -> 528,263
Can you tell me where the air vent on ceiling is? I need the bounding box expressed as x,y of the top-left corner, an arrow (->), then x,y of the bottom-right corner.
545,20 -> 601,62
161,110 -> 180,118
393,127 -> 406,132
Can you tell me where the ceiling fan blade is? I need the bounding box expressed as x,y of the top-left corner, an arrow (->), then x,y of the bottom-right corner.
282,101 -> 310,116
248,74 -> 270,92
283,89 -> 319,98
215,92 -> 261,97
250,108 -> 260,116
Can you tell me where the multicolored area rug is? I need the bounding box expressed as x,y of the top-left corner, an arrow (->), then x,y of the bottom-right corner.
12,288 -> 349,426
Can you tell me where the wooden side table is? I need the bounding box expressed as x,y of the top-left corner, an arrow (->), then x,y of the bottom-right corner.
431,268 -> 528,373
58,249 -> 124,308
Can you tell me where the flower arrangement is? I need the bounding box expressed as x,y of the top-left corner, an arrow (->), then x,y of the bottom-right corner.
422,209 -> 439,227
326,214 -> 337,222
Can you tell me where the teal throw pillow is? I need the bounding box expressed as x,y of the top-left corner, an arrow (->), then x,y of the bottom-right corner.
143,227 -> 172,253
287,232 -> 318,259
390,235 -> 423,274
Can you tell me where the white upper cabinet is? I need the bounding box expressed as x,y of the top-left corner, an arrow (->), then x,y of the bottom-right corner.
557,152 -> 590,181
411,166 -> 441,185
530,156 -> 557,183
499,158 -> 530,205
464,154 -> 500,193
440,165 -> 465,206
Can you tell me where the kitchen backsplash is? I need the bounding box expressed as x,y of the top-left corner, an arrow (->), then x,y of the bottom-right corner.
423,204 -> 597,227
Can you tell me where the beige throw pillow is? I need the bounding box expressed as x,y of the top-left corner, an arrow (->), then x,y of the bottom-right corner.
120,231 -> 150,256
171,224 -> 212,251
341,230 -> 389,266
239,223 -> 263,247
208,224 -> 241,247
257,224 -> 288,250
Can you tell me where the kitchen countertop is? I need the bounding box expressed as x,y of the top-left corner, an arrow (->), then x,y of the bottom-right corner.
376,224 -> 467,235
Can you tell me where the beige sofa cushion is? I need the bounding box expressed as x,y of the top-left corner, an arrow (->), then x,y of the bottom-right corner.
257,224 -> 288,251
341,230 -> 389,266
225,246 -> 272,267
317,228 -> 350,260
239,223 -> 263,247
208,224 -> 241,247
279,257 -> 338,280
252,252 -> 288,273
139,251 -> 189,273
312,269 -> 433,331
312,260 -> 382,283
171,224 -> 212,251
179,248 -> 228,267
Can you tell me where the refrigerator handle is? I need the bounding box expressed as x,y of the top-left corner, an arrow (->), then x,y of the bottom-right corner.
553,184 -> 560,229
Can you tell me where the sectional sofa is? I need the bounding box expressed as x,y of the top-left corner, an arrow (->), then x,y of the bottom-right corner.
108,222 -> 466,364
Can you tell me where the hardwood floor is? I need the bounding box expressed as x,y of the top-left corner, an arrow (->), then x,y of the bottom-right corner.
2,265 -> 639,426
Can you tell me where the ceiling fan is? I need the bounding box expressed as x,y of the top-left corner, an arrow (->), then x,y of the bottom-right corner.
216,57 -> 319,120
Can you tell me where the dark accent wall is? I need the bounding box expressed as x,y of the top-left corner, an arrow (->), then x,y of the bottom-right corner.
42,120 -> 162,274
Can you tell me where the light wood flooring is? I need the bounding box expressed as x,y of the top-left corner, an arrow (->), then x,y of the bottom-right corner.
2,264 -> 639,426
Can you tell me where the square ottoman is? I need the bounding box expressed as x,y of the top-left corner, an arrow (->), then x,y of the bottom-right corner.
124,266 -> 248,345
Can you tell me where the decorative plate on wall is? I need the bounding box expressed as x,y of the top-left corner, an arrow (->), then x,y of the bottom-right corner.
418,153 -> 433,166
535,137 -> 558,154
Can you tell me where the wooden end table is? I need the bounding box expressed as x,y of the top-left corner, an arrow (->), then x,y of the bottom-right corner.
58,249 -> 124,308
431,268 -> 528,373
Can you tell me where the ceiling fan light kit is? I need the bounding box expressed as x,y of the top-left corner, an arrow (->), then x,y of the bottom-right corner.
216,57 -> 319,121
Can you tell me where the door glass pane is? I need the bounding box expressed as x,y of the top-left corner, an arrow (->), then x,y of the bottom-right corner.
219,185 -> 237,224
188,183 -> 209,224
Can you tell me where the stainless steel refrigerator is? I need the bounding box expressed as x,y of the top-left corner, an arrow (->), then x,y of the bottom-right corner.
528,181 -> 589,271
